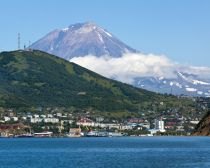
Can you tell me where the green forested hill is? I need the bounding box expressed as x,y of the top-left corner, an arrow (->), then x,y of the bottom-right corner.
0,50 -> 194,113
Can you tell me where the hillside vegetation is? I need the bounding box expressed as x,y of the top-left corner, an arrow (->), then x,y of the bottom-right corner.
0,50 -> 195,114
193,110 -> 210,136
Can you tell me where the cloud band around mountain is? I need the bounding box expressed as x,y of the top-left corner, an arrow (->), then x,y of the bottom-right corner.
70,53 -> 210,84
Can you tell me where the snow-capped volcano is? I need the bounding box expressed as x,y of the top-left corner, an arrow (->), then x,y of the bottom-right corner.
30,22 -> 136,60
30,22 -> 210,97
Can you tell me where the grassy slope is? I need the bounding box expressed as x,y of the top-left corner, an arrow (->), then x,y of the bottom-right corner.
0,50 -> 194,113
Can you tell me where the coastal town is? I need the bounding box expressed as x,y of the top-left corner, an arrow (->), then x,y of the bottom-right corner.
0,97 -> 208,138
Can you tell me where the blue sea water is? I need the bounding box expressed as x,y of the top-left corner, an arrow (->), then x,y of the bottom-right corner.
0,137 -> 210,168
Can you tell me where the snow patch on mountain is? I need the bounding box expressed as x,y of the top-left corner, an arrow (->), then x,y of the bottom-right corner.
197,91 -> 203,95
177,72 -> 188,81
100,28 -> 112,37
159,76 -> 164,80
186,88 -> 197,92
62,28 -> 69,32
192,80 -> 210,85
175,83 -> 182,88
96,32 -> 104,43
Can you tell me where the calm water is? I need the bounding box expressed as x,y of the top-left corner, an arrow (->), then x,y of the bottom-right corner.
0,137 -> 210,168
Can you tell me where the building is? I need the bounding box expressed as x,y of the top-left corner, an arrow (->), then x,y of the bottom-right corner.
40,115 -> 46,118
34,114 -> 40,118
154,119 -> 165,132
95,116 -> 104,122
30,118 -> 43,123
43,118 -> 59,123
76,118 -> 95,127
47,114 -> 53,118
4,117 -> 11,122
22,117 -> 27,120
12,117 -> 18,121
56,113 -> 62,117
68,127 -> 82,137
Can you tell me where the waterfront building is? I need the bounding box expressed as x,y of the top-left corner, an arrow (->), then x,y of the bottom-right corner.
68,127 -> 82,137
154,118 -> 165,132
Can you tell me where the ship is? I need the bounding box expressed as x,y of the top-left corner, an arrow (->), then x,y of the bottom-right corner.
86,131 -> 124,137
15,133 -> 34,138
108,132 -> 125,137
34,131 -> 53,138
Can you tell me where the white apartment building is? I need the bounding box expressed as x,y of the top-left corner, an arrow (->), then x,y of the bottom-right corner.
154,119 -> 165,132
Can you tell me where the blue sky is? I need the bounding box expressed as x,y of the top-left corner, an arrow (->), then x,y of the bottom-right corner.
0,0 -> 210,66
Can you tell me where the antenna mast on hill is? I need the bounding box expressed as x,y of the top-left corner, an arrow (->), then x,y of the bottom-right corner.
18,33 -> 20,50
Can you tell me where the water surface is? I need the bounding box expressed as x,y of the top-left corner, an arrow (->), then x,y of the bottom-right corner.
0,137 -> 209,168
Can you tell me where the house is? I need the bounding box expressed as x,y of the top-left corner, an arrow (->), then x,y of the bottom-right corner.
43,118 -> 59,123
95,116 -> 104,122
76,118 -> 95,127
22,117 -> 27,120
119,125 -> 133,130
4,117 -> 11,122
68,128 -> 82,137
190,121 -> 199,125
56,113 -> 62,117
128,118 -> 144,123
101,123 -> 121,129
47,114 -> 53,118
12,117 -> 18,121
34,114 -> 39,118
30,118 -> 43,123
40,115 -> 46,118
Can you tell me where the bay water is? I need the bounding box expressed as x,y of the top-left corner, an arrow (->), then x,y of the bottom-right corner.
0,137 -> 209,168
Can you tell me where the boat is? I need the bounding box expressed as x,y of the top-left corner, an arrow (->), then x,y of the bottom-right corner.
108,132 -> 124,137
86,131 -> 99,137
34,131 -> 53,138
15,133 -> 34,138
86,131 -> 111,137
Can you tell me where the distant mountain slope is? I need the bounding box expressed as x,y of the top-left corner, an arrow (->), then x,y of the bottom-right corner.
134,71 -> 210,97
30,22 -> 136,60
0,50 -> 193,113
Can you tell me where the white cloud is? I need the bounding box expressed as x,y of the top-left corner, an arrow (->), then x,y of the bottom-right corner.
70,53 -> 210,84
